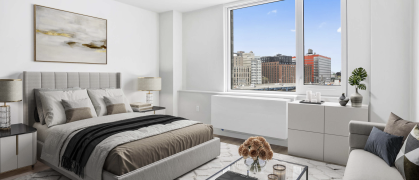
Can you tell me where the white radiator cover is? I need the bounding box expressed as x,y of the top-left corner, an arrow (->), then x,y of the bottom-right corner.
211,95 -> 290,139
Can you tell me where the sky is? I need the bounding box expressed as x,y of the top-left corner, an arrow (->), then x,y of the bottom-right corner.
233,0 -> 341,73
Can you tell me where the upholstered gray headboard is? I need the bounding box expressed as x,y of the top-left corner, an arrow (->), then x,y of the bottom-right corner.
23,71 -> 121,126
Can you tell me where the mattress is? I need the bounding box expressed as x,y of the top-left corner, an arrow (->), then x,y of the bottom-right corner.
103,123 -> 214,175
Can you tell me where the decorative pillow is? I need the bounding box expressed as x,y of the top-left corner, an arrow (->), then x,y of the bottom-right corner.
103,96 -> 127,115
87,89 -> 133,116
34,88 -> 81,124
384,112 -> 419,142
364,127 -> 404,166
395,125 -> 419,180
39,89 -> 97,127
61,99 -> 94,123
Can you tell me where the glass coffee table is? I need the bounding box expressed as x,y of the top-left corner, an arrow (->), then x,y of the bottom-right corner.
207,157 -> 308,180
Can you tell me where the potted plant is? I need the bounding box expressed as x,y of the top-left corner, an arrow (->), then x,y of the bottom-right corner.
238,136 -> 274,174
348,67 -> 367,107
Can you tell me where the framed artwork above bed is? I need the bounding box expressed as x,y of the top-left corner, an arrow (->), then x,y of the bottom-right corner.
34,5 -> 107,64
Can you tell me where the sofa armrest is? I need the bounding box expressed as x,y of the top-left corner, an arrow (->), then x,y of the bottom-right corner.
349,121 -> 386,152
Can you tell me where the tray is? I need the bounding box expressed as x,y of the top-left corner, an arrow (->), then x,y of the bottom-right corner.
299,100 -> 325,104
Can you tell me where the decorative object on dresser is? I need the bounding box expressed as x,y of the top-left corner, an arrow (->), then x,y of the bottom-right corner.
0,124 -> 37,173
34,5 -> 107,64
239,136 -> 274,174
339,93 -> 349,106
288,101 -> 368,165
348,67 -> 368,107
0,79 -> 22,129
137,77 -> 161,106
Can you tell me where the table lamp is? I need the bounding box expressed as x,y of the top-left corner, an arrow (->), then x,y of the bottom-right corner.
0,79 -> 22,129
138,77 -> 161,106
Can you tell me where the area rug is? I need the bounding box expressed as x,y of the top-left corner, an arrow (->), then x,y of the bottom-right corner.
13,143 -> 345,180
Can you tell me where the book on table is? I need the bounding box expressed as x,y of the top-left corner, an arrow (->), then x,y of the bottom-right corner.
130,102 -> 152,108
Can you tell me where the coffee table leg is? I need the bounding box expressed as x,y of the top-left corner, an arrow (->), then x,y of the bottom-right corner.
306,168 -> 308,180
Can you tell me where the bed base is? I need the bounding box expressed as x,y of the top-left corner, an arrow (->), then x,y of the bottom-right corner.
37,137 -> 220,180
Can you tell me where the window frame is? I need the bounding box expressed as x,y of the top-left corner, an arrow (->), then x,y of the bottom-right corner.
224,0 -> 347,97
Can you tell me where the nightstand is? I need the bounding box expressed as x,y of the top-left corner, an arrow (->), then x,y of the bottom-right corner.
0,124 -> 37,173
136,106 -> 166,115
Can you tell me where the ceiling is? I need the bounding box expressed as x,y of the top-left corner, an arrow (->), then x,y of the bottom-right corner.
114,0 -> 239,13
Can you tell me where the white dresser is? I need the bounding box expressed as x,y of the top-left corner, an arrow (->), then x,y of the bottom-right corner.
288,101 -> 368,165
0,124 -> 37,173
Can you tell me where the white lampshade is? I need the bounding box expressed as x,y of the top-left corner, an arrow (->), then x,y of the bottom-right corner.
138,77 -> 161,91
0,79 -> 22,102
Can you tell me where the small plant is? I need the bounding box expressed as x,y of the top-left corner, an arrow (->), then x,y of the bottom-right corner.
348,67 -> 367,91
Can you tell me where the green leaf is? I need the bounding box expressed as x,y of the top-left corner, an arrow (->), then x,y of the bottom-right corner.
348,75 -> 361,86
352,67 -> 368,81
358,83 -> 366,90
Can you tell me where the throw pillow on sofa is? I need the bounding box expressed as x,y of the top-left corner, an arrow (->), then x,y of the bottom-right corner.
395,125 -> 419,180
384,112 -> 419,143
364,127 -> 404,166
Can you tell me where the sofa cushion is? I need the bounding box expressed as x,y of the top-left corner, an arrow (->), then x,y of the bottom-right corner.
364,127 -> 403,166
344,149 -> 404,180
395,125 -> 419,180
384,112 -> 419,142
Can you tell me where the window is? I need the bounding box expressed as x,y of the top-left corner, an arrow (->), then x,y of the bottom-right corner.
304,0 -> 341,85
226,0 -> 346,95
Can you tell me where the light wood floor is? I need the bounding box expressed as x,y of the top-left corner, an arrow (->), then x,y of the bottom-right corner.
0,135 -> 288,180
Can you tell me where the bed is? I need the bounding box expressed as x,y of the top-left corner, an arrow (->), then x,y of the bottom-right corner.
23,71 -> 220,180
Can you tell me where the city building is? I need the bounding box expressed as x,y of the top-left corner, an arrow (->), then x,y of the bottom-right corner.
303,49 -> 332,84
261,54 -> 296,84
262,62 -> 296,83
232,53 -> 251,86
251,56 -> 262,85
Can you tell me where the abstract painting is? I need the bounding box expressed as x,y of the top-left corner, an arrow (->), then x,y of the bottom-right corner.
34,5 -> 107,64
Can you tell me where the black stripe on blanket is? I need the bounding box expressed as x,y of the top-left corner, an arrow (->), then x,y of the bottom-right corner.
60,115 -> 186,178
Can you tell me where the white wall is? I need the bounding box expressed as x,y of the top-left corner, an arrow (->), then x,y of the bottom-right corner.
370,0 -> 412,123
347,0 -> 370,105
183,5 -> 225,92
159,10 -> 182,115
412,0 -> 419,122
0,0 -> 160,124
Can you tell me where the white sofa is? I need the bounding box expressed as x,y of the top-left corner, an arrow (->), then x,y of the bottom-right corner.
343,121 -> 403,180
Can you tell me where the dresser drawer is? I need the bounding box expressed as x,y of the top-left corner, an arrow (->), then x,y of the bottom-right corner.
324,134 -> 349,165
288,129 -> 324,161
1,136 -> 17,173
325,106 -> 368,136
289,103 -> 325,133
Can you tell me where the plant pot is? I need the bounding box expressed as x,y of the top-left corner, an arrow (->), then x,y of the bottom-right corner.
244,158 -> 266,174
350,88 -> 363,107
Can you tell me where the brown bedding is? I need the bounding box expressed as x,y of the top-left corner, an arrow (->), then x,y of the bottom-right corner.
103,123 -> 214,175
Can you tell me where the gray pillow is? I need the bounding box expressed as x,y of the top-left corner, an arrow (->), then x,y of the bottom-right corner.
39,89 -> 97,127
35,88 -> 81,124
364,127 -> 404,166
384,112 -> 419,143
61,99 -> 94,123
103,96 -> 127,115
87,89 -> 133,116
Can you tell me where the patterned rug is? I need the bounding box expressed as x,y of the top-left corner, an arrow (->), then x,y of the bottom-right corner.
13,143 -> 345,180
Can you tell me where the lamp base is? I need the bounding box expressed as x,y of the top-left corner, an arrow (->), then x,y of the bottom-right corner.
0,104 -> 11,130
146,92 -> 153,106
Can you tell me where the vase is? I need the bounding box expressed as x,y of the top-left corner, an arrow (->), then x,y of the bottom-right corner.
350,88 -> 363,107
244,158 -> 267,174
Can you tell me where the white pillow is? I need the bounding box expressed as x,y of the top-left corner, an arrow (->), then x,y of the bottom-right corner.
39,89 -> 97,127
87,89 -> 133,116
